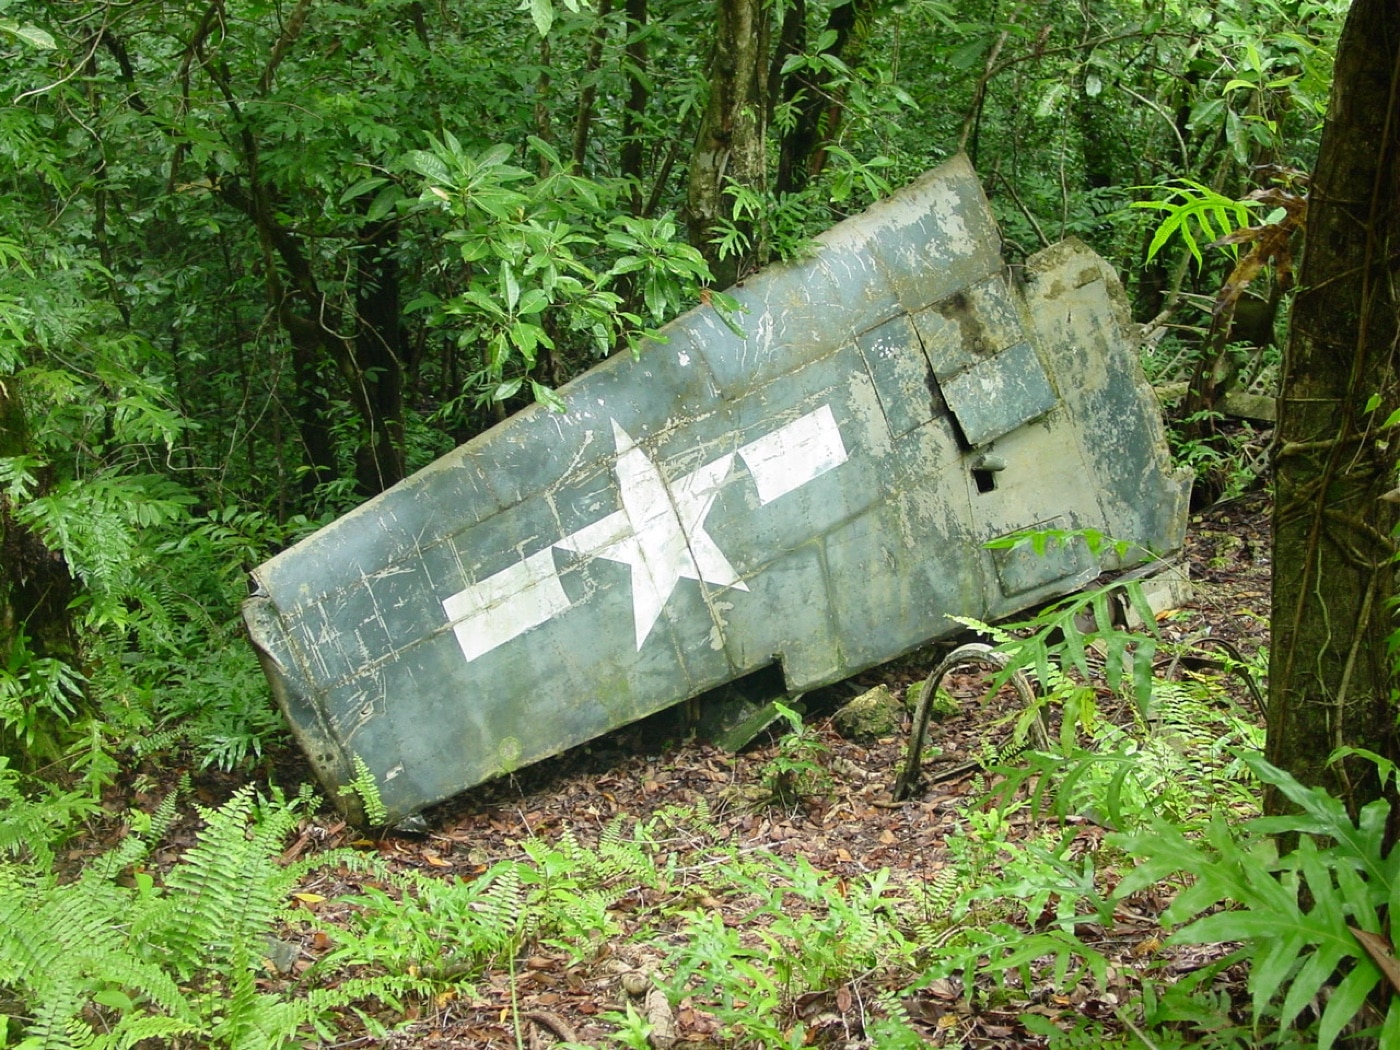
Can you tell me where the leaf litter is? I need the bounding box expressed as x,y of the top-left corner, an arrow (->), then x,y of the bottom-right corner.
79,492 -> 1272,1048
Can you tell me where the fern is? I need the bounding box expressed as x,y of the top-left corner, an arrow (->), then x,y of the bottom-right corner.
338,754 -> 388,827
1132,177 -> 1256,269
0,784 -> 382,1049
1115,754 -> 1400,1049
0,867 -> 200,1050
153,789 -> 287,978
0,760 -> 99,867
319,860 -> 532,1000
479,862 -> 528,947
595,819 -> 654,883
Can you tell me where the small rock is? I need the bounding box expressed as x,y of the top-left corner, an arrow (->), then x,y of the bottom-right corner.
261,937 -> 300,974
832,684 -> 903,742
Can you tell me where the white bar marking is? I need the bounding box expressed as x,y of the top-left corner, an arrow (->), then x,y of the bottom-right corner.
442,547 -> 570,662
738,404 -> 848,505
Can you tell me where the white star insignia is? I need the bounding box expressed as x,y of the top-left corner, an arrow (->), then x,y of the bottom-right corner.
556,421 -> 747,649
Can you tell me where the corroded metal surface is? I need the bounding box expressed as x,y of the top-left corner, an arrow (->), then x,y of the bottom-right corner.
243,155 -> 1190,823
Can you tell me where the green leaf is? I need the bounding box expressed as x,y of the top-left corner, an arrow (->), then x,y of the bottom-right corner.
339,177 -> 388,204
516,288 -> 549,315
1316,956 -> 1382,1050
1226,108 -> 1249,166
531,381 -> 566,413
509,320 -> 540,365
1381,999 -> 1400,1046
949,38 -> 991,70
501,261 -> 520,312
405,149 -> 453,188
366,185 -> 403,223
0,20 -> 56,49
1277,933 -> 1348,1030
1146,213 -> 1185,264
1035,82 -> 1069,118
493,377 -> 522,401
92,988 -> 134,1011
779,52 -> 809,76
610,255 -> 646,276
525,0 -> 554,35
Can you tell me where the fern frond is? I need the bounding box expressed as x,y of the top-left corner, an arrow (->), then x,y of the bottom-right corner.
479,863 -> 527,944
84,793 -> 179,884
338,754 -> 388,827
156,786 -> 303,979
202,960 -> 309,1050
107,1014 -> 200,1049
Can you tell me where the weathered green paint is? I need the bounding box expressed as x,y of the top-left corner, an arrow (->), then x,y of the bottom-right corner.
243,155 -> 1189,824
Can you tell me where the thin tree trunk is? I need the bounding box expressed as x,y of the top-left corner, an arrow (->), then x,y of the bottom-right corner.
620,0 -> 647,213
1267,0 -> 1400,819
774,0 -> 878,196
351,218 -> 408,496
687,0 -> 769,288
570,0 -> 613,173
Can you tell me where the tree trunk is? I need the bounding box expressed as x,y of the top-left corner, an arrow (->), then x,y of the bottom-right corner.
350,218 -> 408,496
621,0 -> 647,214
773,0 -> 877,197
569,0 -> 613,173
686,0 -> 769,288
1266,0 -> 1400,818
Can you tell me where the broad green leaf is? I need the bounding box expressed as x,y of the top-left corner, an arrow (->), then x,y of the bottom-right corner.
642,274 -> 666,322
92,989 -> 134,1011
1226,108 -> 1249,166
501,261 -> 520,312
610,255 -> 646,276
1278,938 -> 1350,1031
949,38 -> 990,70
339,177 -> 388,204
404,149 -> 453,188
1245,931 -> 1310,1018
1317,956 -> 1382,1050
509,320 -> 539,365
366,185 -> 403,223
493,377 -> 522,401
1146,215 -> 1184,264
516,288 -> 549,315
531,381 -> 566,413
487,333 -> 509,370
526,0 -> 554,35
1035,82 -> 1069,118
1381,999 -> 1400,1046
0,19 -> 56,49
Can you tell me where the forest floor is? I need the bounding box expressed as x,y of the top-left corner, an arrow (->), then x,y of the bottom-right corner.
88,489 -> 1273,1048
